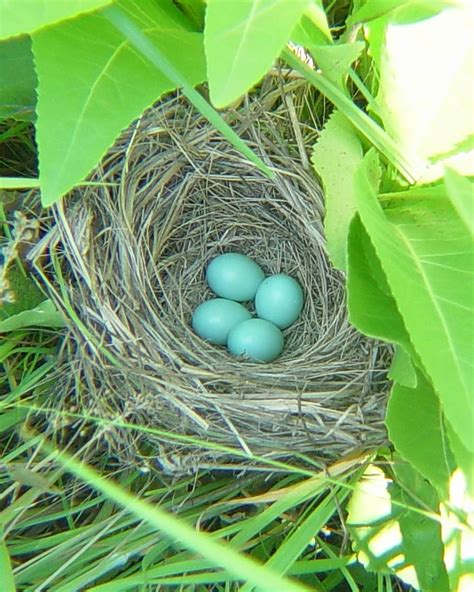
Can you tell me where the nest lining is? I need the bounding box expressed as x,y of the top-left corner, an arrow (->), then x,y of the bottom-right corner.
32,83 -> 390,472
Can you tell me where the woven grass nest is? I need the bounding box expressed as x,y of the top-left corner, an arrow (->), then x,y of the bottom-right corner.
34,80 -> 391,473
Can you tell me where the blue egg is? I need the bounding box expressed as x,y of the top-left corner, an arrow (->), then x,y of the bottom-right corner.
206,253 -> 264,302
192,298 -> 251,345
227,318 -> 284,363
255,274 -> 303,329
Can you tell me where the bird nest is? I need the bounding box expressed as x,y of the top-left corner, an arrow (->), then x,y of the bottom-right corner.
32,81 -> 390,473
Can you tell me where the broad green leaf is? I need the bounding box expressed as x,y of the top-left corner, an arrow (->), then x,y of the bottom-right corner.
290,14 -> 329,48
105,6 -> 273,181
174,0 -> 206,30
0,36 -> 36,120
349,0 -> 455,26
387,374 -> 453,493
312,111 -> 363,270
205,0 -> 309,108
0,0 -> 113,39
308,42 -> 365,91
444,168 -> 474,238
0,534 -> 15,592
388,345 -> 417,388
355,151 -> 474,453
393,460 -> 450,591
369,2 -> 474,181
0,299 -> 65,331
33,0 -> 207,206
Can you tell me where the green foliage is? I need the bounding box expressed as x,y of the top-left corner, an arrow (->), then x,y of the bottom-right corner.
444,167 -> 474,238
205,0 -> 309,108
355,151 -> 474,454
0,0 -> 113,39
386,374 -> 453,493
312,110 -> 363,270
366,1 -> 474,181
0,36 -> 36,121
0,298 -> 65,331
33,0 -> 207,206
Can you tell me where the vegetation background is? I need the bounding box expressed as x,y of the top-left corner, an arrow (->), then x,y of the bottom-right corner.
0,0 -> 473,590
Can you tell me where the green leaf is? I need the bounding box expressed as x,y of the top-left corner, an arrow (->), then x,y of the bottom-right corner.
349,0 -> 455,26
393,460 -> 450,592
0,36 -> 36,120
308,42 -> 365,91
0,0 -> 113,39
0,263 -> 44,319
33,0 -> 207,206
388,346 -> 417,388
0,534 -> 15,592
312,111 -> 363,270
0,299 -> 65,331
444,423 -> 474,497
443,168 -> 474,238
355,151 -> 474,453
368,2 -> 474,181
387,373 -> 453,493
205,0 -> 309,108
347,215 -> 413,351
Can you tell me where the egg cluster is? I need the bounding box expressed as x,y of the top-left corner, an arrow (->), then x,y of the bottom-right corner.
192,253 -> 303,362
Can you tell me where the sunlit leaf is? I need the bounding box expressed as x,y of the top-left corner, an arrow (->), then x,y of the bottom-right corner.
444,168 -> 474,238
355,151 -> 474,453
367,2 -> 474,181
0,0 -> 112,39
33,0 -> 207,205
312,110 -> 363,270
205,0 -> 309,107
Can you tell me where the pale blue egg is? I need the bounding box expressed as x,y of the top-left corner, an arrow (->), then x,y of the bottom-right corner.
206,253 -> 264,302
255,274 -> 303,329
227,319 -> 284,363
192,298 -> 251,345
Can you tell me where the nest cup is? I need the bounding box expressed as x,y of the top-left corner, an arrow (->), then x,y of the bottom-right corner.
33,83 -> 390,473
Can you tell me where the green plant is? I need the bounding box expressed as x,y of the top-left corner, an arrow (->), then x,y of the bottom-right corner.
1,0 -> 473,590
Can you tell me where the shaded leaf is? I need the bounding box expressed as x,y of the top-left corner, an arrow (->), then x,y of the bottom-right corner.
388,346 -> 417,388
33,0 -> 207,206
355,151 -> 474,453
393,460 -> 450,591
312,110 -> 363,270
387,373 -> 453,493
0,0 -> 113,39
444,167 -> 474,238
347,215 -> 413,352
205,0 -> 309,108
0,263 -> 44,319
0,36 -> 36,121
0,299 -> 65,331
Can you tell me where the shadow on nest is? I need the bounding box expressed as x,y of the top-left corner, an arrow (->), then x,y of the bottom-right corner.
32,79 -> 391,474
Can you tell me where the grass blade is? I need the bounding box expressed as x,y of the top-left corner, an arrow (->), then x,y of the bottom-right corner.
36,431 -> 312,592
0,534 -> 15,592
